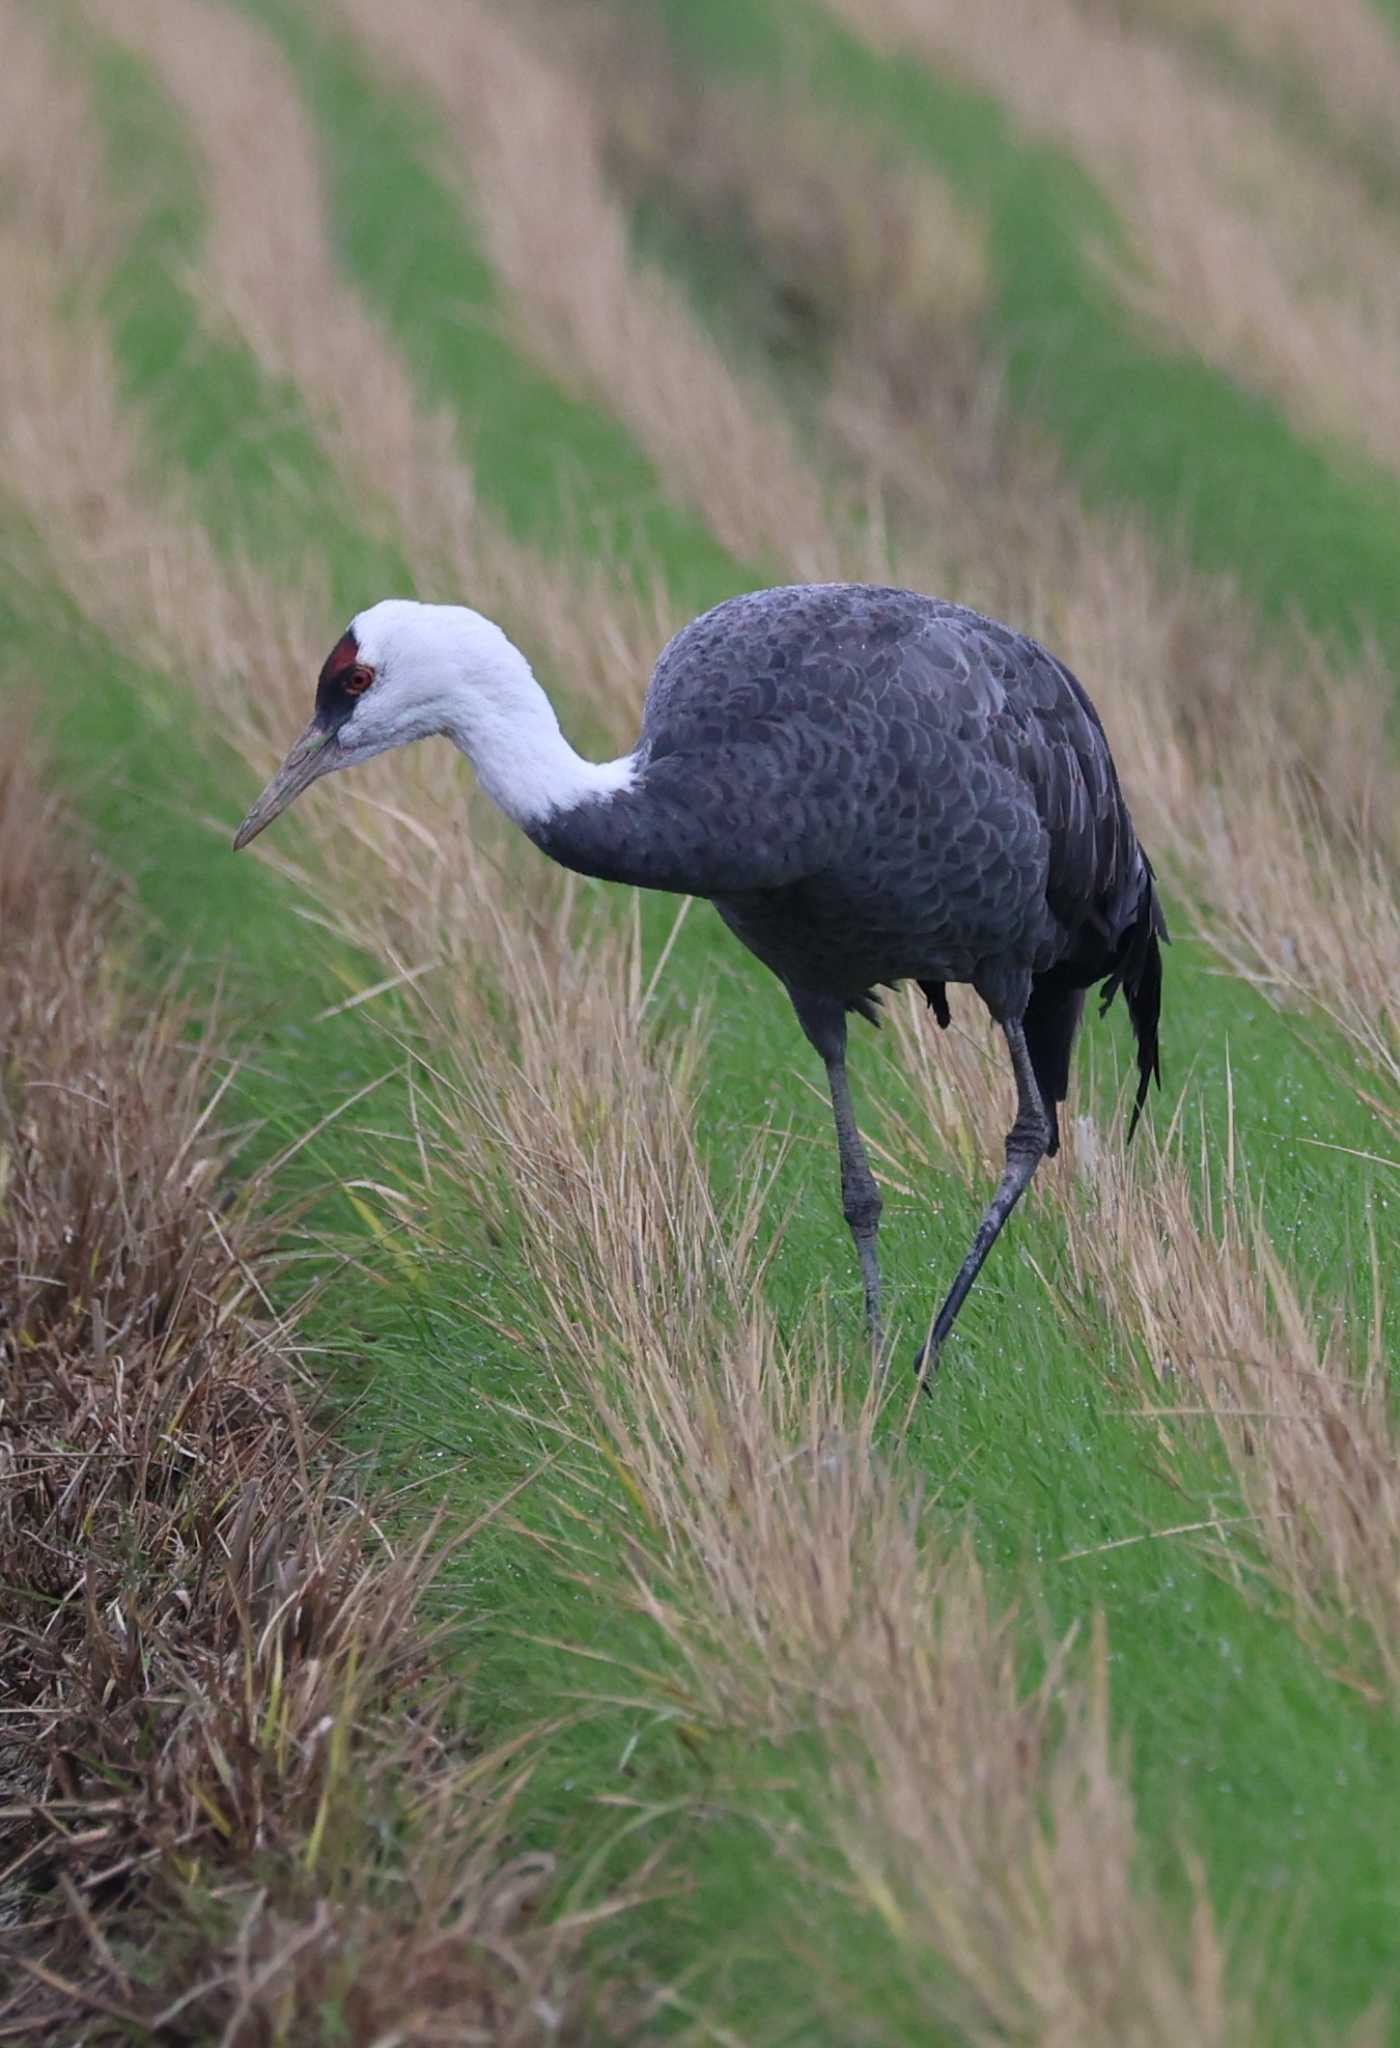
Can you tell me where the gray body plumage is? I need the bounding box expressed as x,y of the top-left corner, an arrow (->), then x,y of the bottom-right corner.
535,584 -> 1160,1053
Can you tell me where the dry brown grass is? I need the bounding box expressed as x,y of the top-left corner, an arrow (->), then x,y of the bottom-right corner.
867,977 -> 1399,1722
819,0 -> 1400,482
1062,1098 -> 1400,1706
0,739 -> 614,2044
875,921 -> 1400,1712
85,0 -> 476,559
333,0 -> 843,579
0,37 -> 632,2034
1115,0 -> 1400,168
554,8 -> 993,426
818,1612 -> 1250,2048
500,0 -> 996,608
99,0 -> 831,586
1185,775 -> 1400,1145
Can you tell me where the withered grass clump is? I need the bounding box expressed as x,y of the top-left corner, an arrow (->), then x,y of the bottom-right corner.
0,746 -> 601,2045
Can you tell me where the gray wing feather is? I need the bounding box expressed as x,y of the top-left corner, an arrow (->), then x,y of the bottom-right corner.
545,584 -> 1149,998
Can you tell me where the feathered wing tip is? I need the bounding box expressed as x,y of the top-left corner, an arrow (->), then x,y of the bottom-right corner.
1099,862 -> 1167,1143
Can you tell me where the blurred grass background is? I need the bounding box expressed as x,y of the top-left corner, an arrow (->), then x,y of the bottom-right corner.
2,0 -> 1398,2038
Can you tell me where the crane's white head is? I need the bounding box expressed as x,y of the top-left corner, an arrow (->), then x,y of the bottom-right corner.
233,598 -> 584,849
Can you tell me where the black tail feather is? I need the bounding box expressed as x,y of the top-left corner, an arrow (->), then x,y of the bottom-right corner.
918,978 -> 951,1030
1123,930 -> 1163,1142
1099,863 -> 1167,1142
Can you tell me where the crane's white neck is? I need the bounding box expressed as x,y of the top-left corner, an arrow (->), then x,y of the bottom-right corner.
348,599 -> 636,830
439,644 -> 636,830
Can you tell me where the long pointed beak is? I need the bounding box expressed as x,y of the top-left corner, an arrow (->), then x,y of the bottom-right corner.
233,725 -> 340,850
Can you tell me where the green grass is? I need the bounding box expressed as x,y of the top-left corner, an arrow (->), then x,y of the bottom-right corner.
10,0 -> 1399,2036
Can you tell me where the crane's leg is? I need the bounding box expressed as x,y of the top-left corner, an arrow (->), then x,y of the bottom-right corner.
792,993 -> 884,1339
915,1018 -> 1050,1382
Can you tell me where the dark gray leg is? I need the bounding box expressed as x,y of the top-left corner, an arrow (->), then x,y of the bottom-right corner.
915,1018 -> 1050,1382
829,1048 -> 885,1336
792,993 -> 884,1337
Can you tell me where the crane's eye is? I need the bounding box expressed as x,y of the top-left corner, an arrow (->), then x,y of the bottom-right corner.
345,663 -> 375,696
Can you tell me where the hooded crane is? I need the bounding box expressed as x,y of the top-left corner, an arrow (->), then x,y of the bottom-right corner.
235,583 -> 1165,1374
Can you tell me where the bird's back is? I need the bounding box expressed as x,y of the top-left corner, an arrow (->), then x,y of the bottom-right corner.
640,584 -> 1151,1000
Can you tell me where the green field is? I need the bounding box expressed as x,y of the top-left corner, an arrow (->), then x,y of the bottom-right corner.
4,0 -> 1398,2039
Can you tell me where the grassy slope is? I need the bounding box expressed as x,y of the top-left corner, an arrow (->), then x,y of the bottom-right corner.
264,4 -> 1400,2028
613,8 -> 1400,2025
608,4 -> 1400,2019
10,0 -> 1397,2034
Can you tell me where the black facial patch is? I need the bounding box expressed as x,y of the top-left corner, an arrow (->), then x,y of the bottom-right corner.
313,628 -> 366,735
